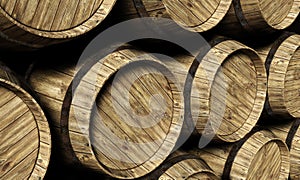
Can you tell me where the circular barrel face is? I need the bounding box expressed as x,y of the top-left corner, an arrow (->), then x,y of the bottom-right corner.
258,0 -> 299,29
247,141 -> 282,179
0,86 -> 49,179
159,158 -> 218,180
284,48 -> 300,118
191,40 -> 266,143
290,123 -> 300,179
0,0 -> 116,37
68,49 -> 185,179
91,62 -> 174,171
212,52 -> 257,137
232,131 -> 290,180
163,0 -> 232,31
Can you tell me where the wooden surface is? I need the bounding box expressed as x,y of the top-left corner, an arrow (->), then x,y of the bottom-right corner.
163,0 -> 232,32
191,40 -> 267,142
269,119 -> 300,180
218,0 -> 300,37
154,151 -> 218,180
0,0 -> 117,49
192,129 -> 290,179
0,64 -> 51,180
257,34 -> 300,119
28,47 -> 184,179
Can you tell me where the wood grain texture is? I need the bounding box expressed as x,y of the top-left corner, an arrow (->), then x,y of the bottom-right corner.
218,0 -> 300,37
163,0 -> 232,32
0,63 -> 51,180
269,119 -> 300,180
192,130 -> 290,180
257,34 -> 300,119
191,40 -> 267,142
0,0 -> 117,49
28,47 -> 184,179
143,151 -> 218,180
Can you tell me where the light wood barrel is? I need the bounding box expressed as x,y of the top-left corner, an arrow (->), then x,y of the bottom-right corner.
0,63 -> 51,179
269,119 -> 300,180
144,151 -> 218,180
190,39 -> 267,142
0,0 -> 117,50
218,0 -> 300,37
114,0 -> 232,32
192,129 -> 290,179
28,47 -> 184,179
257,33 -> 300,119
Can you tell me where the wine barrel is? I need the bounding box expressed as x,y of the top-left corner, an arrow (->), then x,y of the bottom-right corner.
217,0 -> 300,38
257,33 -> 300,119
27,47 -> 184,179
114,0 -> 232,32
189,39 -> 267,142
144,151 -> 218,179
0,0 -> 117,50
191,129 -> 290,179
269,119 -> 300,180
0,63 -> 51,179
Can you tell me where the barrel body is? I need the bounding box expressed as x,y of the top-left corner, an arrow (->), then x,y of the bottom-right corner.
192,130 -> 290,179
0,0 -> 117,50
144,151 -> 218,179
190,39 -> 267,142
269,119 -> 300,180
217,0 -> 300,38
28,47 -> 185,179
0,63 -> 51,179
257,33 -> 300,119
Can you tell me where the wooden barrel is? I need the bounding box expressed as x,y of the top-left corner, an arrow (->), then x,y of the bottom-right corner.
0,0 -> 117,50
0,63 -> 51,179
257,33 -> 300,119
190,39 -> 267,142
114,0 -> 232,32
144,151 -> 218,179
269,119 -> 300,180
191,129 -> 290,179
27,47 -> 184,179
217,0 -> 300,38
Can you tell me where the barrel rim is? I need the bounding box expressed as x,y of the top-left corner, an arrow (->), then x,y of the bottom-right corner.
0,76 -> 51,179
68,48 -> 184,179
164,0 -> 233,32
234,130 -> 290,180
268,34 -> 300,118
0,0 -> 117,39
258,0 -> 300,30
193,40 -> 267,142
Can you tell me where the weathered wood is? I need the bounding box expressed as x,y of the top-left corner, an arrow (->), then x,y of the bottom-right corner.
191,129 -> 290,179
257,33 -> 300,119
217,0 -> 300,38
28,47 -> 184,179
143,151 -> 218,179
268,119 -> 300,180
0,0 -> 117,50
114,0 -> 232,32
190,39 -> 267,142
0,63 -> 51,180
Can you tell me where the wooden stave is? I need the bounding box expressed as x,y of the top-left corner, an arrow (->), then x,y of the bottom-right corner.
257,33 -> 300,119
28,47 -> 185,179
217,0 -> 300,38
269,119 -> 300,180
191,129 -> 290,180
0,0 -> 117,50
141,151 -> 218,180
191,39 -> 267,142
0,63 -> 51,180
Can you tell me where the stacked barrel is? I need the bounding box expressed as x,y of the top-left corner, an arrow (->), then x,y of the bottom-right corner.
1,0 -> 300,179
